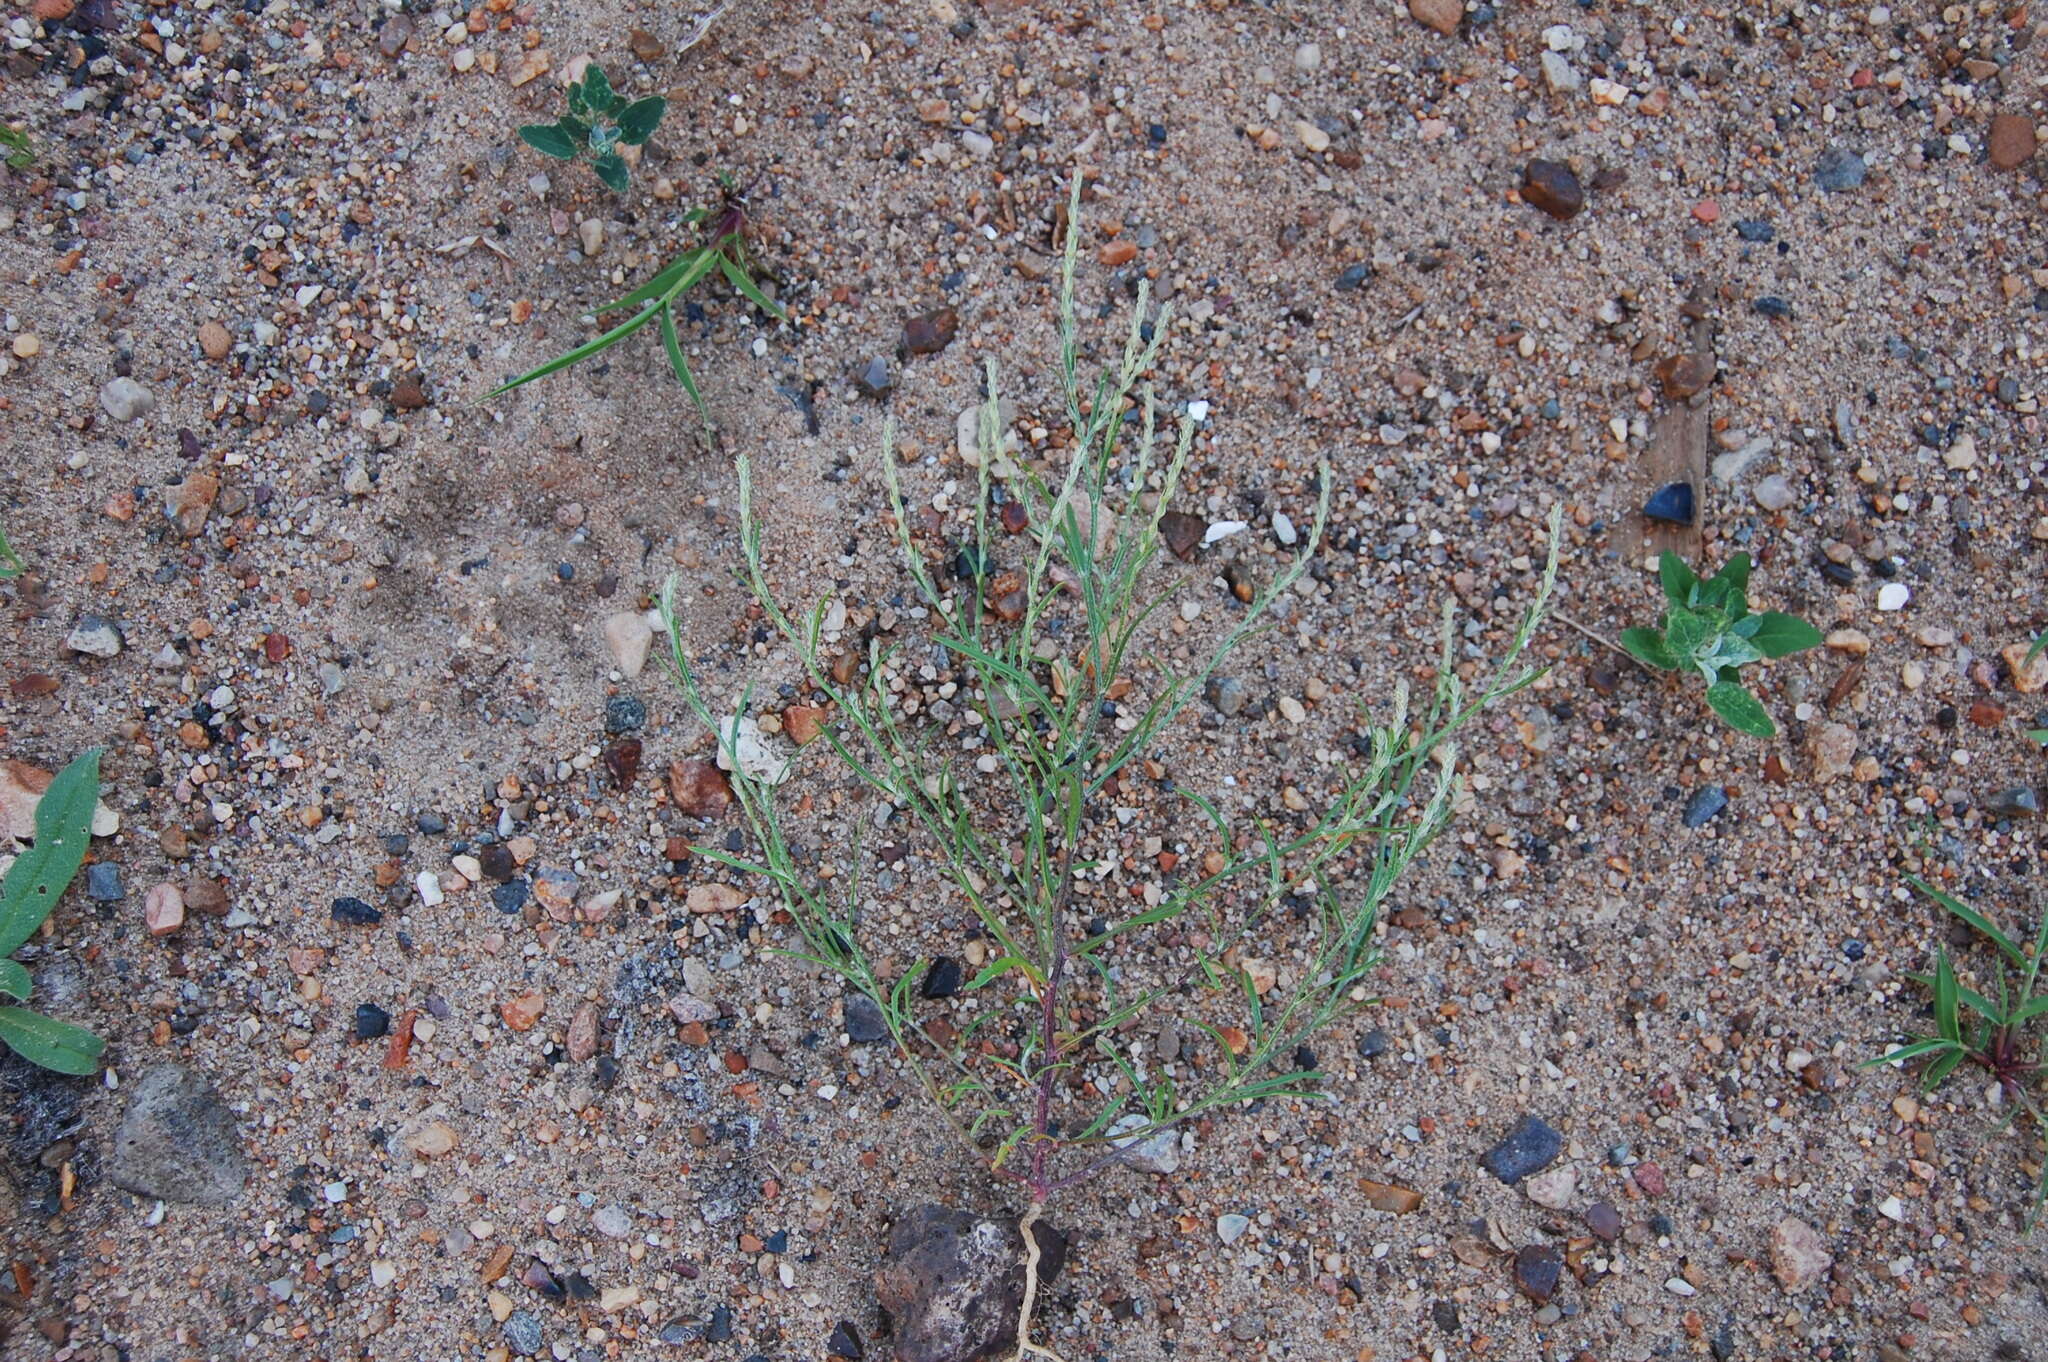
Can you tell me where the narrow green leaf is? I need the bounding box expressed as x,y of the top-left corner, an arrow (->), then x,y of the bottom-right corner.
1657,551 -> 1697,607
518,123 -> 578,160
591,151 -> 630,194
657,303 -> 708,418
1933,950 -> 1961,1043
1911,878 -> 2023,966
717,255 -> 789,321
2028,631 -> 2047,666
1619,626 -> 1678,671
0,959 -> 29,1001
0,524 -> 21,578
1704,681 -> 1776,737
1858,1036 -> 1957,1070
0,1006 -> 103,1075
1747,611 -> 1823,659
0,749 -> 102,959
484,302 -> 662,399
966,954 -> 1044,990
1920,1046 -> 1965,1092
616,96 -> 667,145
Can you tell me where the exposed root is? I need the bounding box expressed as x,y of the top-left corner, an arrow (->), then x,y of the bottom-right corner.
1012,1202 -> 1067,1362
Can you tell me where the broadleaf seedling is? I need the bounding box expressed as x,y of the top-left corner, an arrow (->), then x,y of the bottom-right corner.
1619,551 -> 1820,737
518,62 -> 665,194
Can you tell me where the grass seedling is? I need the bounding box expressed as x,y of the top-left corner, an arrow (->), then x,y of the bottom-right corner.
518,63 -> 665,194
0,750 -> 107,1075
2030,634 -> 2047,747
1619,551 -> 1821,737
1866,877 -> 2047,1224
485,175 -> 784,424
659,180 -> 1559,1359
0,525 -> 22,580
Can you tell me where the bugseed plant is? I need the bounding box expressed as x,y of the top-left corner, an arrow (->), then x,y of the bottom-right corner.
485,174 -> 784,423
517,62 -> 666,194
1619,551 -> 1821,737
1867,877 -> 2047,1224
0,525 -> 22,580
658,182 -> 1560,1358
0,125 -> 31,172
0,750 -> 107,1075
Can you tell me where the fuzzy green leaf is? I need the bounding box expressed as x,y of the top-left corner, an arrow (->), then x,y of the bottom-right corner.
0,959 -> 28,1001
1619,627 -> 1678,671
591,151 -> 630,194
1704,681 -> 1776,737
1664,607 -> 1717,660
518,123 -> 578,160
616,96 -> 667,145
0,1006 -> 103,1075
1709,552 -> 1750,605
1657,551 -> 1697,607
579,64 -> 613,114
0,749 -> 101,959
0,126 -> 32,172
1746,611 -> 1823,659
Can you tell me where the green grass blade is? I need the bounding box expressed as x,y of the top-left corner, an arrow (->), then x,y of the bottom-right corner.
1911,877 -> 2024,966
485,303 -> 662,399
658,303 -> 708,419
718,256 -> 788,321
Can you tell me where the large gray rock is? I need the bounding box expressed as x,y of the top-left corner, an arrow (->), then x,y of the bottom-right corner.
874,1204 -> 1066,1362
111,1065 -> 247,1205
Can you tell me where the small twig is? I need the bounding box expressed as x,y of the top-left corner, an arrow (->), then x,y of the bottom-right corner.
1550,610 -> 1635,663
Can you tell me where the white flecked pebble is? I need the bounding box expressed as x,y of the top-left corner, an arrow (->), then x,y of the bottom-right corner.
1877,583 -> 1910,612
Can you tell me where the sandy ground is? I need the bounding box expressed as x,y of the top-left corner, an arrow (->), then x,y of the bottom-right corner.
2,0 -> 2047,1359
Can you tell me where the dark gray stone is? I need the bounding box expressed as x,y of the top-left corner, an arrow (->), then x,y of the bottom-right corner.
503,1310 -> 544,1357
1681,786 -> 1729,828
1814,147 -> 1866,192
874,1205 -> 1066,1362
844,992 -> 890,1044
1481,1114 -> 1562,1185
111,1064 -> 247,1205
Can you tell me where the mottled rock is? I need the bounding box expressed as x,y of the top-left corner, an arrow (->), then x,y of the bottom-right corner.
602,611 -> 653,678
1159,511 -> 1207,562
1521,160 -> 1584,220
166,473 -> 219,538
1513,1244 -> 1563,1303
1357,1178 -> 1424,1214
99,377 -> 155,422
844,992 -> 890,1044
1810,722 -> 1857,783
1813,146 -> 1866,192
1681,786 -> 1728,828
111,1065 -> 248,1205
854,355 -> 893,399
1109,1113 -> 1179,1175
902,309 -> 958,355
873,1205 -> 1065,1362
668,759 -> 733,819
143,882 -> 185,936
1770,1216 -> 1832,1290
1523,1163 -> 1578,1209
65,616 -> 123,658
1653,353 -> 1715,400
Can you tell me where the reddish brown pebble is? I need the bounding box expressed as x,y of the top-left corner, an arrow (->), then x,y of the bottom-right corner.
902,308 -> 958,355
1585,1201 -> 1622,1241
197,321 -> 232,361
988,571 -> 1027,623
1633,1161 -> 1667,1196
1988,113 -> 2036,171
1521,159 -> 1585,220
382,1009 -> 417,1068
1407,0 -> 1461,35
500,991 -> 544,1031
1159,510 -> 1207,561
784,705 -> 827,746
999,500 -> 1029,535
263,632 -> 291,663
669,758 -> 734,818
1690,199 -> 1720,224
482,1244 -> 516,1282
10,674 -> 60,698
1098,238 -> 1137,266
1653,353 -> 1715,400
627,27 -> 663,61
184,877 -> 229,916
566,1003 -> 599,1062
603,738 -> 642,790
1356,1179 -> 1423,1214
392,374 -> 428,410
1969,699 -> 2006,727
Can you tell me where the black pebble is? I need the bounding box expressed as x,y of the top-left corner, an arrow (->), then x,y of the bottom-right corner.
1357,1028 -> 1389,1060
604,696 -> 647,734
479,843 -> 516,881
354,1003 -> 391,1040
826,1321 -> 865,1359
331,896 -> 382,926
1643,481 -> 1695,526
1753,296 -> 1792,319
704,1306 -> 734,1343
920,957 -> 963,999
492,880 -> 530,914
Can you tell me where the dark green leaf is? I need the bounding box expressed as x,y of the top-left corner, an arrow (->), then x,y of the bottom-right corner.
1747,611 -> 1823,659
0,749 -> 101,959
717,255 -> 788,321
1857,1036 -> 1955,1070
1704,681 -> 1776,737
2028,631 -> 2046,666
484,302 -> 663,399
1933,950 -> 1960,1042
1920,1046 -> 1965,1092
1619,626 -> 1678,671
0,1006 -> 102,1075
0,959 -> 28,1001
1710,552 -> 1751,604
1657,551 -> 1697,607
518,123 -> 578,160
616,96 -> 666,145
591,151 -> 629,194
557,115 -> 591,148
580,64 -> 613,114
516,122 -> 581,158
